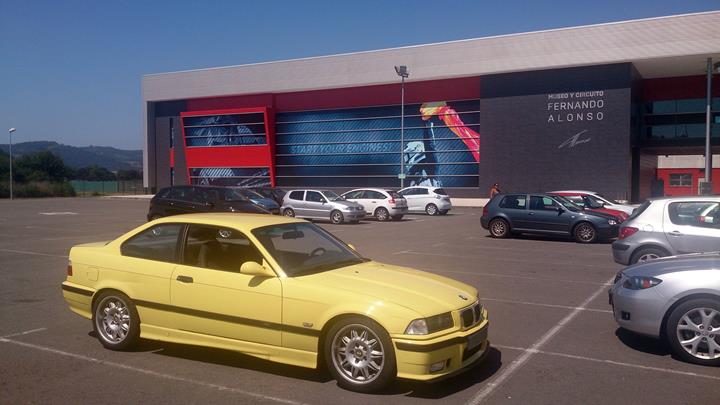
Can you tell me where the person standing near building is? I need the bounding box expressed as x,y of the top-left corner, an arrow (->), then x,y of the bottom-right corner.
489,183 -> 501,198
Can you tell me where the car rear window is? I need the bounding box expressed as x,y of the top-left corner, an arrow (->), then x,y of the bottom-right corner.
498,195 -> 527,209
627,200 -> 650,221
433,188 -> 448,195
388,191 -> 403,199
288,190 -> 304,201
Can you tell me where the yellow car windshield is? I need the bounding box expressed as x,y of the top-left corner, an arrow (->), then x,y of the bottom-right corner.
252,223 -> 367,276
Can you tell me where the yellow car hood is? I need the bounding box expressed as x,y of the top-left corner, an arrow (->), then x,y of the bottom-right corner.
296,261 -> 477,317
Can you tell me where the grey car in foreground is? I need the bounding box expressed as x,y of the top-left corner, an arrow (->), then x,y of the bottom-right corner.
609,252 -> 720,366
612,196 -> 720,265
281,189 -> 366,224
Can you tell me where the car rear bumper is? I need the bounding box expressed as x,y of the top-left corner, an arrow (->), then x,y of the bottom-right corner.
61,282 -> 94,319
392,315 -> 489,381
343,211 -> 366,220
388,207 -> 408,216
612,241 -> 633,265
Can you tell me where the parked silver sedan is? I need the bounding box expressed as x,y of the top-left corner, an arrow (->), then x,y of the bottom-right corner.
609,252 -> 720,366
281,189 -> 366,224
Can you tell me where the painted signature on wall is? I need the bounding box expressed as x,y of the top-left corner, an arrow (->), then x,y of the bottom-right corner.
558,129 -> 591,149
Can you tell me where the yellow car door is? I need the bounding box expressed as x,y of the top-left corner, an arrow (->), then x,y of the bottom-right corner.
170,224 -> 282,346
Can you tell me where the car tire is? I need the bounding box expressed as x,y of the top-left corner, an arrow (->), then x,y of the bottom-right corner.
665,298 -> 720,366
439,210 -> 449,215
630,247 -> 667,264
489,218 -> 510,238
573,222 -> 597,243
92,291 -> 140,351
330,210 -> 344,224
425,203 -> 439,216
375,207 -> 390,222
283,208 -> 295,217
324,316 -> 396,393
391,215 -> 403,221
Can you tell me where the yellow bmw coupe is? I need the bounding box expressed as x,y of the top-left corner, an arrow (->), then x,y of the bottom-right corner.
61,214 -> 489,392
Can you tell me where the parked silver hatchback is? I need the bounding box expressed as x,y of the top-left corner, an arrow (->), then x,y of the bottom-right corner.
612,196 -> 720,265
281,189 -> 366,224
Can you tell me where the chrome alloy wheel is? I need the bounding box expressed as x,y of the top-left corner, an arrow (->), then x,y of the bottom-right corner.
676,307 -> 720,360
95,296 -> 131,344
331,324 -> 385,384
637,253 -> 660,263
490,220 -> 506,236
575,223 -> 595,242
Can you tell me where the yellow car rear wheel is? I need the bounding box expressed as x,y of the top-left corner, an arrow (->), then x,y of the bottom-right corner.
92,291 -> 140,351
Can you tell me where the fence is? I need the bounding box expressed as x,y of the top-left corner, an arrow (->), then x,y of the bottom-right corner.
70,180 -> 145,196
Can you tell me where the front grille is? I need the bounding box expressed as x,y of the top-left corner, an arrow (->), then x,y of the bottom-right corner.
460,302 -> 484,329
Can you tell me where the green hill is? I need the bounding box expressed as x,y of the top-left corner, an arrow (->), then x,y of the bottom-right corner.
0,141 -> 142,171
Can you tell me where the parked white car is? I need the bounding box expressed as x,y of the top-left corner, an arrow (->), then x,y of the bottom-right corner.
548,190 -> 637,215
341,188 -> 408,221
398,186 -> 452,215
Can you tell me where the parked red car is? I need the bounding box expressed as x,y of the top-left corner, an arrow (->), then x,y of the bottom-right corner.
548,192 -> 629,222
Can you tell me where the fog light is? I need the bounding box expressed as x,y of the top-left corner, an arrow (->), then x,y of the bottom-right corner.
430,360 -> 446,373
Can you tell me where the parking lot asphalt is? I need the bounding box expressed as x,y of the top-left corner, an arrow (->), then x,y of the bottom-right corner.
1,197 -> 719,404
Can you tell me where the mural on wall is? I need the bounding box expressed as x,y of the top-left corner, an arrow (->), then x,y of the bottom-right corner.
183,113 -> 267,147
275,100 -> 481,188
189,167 -> 271,187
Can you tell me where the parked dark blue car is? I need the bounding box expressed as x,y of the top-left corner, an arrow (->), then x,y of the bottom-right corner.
232,188 -> 281,214
480,193 -> 620,243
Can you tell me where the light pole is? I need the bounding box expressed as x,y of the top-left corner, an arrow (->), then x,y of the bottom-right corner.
395,65 -> 409,188
8,128 -> 16,200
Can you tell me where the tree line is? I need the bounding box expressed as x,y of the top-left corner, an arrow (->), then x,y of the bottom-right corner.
0,150 -> 142,198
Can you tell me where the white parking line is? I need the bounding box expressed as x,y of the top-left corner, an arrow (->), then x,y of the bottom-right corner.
0,248 -> 67,258
479,297 -> 612,314
0,328 -> 47,339
0,337 -> 308,405
467,276 -> 615,405
494,344 -> 720,381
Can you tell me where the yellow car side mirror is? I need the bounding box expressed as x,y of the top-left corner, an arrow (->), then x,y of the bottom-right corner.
240,261 -> 275,277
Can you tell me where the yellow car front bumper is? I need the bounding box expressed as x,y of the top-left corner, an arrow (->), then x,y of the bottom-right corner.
392,314 -> 489,381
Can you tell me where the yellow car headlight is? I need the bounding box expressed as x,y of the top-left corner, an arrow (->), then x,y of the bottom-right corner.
404,312 -> 454,335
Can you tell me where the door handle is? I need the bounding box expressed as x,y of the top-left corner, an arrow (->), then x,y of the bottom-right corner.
528,212 -> 535,215
176,275 -> 193,283
669,231 -> 684,237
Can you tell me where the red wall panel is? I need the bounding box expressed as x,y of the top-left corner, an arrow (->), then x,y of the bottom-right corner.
643,75 -> 720,101
657,168 -> 720,196
184,77 -> 481,112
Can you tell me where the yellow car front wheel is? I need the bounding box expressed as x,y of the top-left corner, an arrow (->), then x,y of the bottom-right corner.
325,316 -> 396,393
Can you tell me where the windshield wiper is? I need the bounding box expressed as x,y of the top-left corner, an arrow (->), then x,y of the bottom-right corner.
297,258 -> 368,275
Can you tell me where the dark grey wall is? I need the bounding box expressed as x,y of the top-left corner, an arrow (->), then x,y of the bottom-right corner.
478,64 -> 634,201
149,100 -> 187,190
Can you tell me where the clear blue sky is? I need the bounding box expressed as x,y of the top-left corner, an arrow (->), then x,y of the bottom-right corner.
1,1 -> 718,150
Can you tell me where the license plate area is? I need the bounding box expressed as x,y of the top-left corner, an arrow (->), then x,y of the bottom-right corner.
467,325 -> 488,351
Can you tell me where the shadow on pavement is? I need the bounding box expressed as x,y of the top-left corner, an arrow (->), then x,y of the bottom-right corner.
615,328 -> 671,356
87,332 -> 502,397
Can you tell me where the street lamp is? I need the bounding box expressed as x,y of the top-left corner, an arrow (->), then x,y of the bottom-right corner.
7,128 -> 16,200
395,65 -> 409,188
